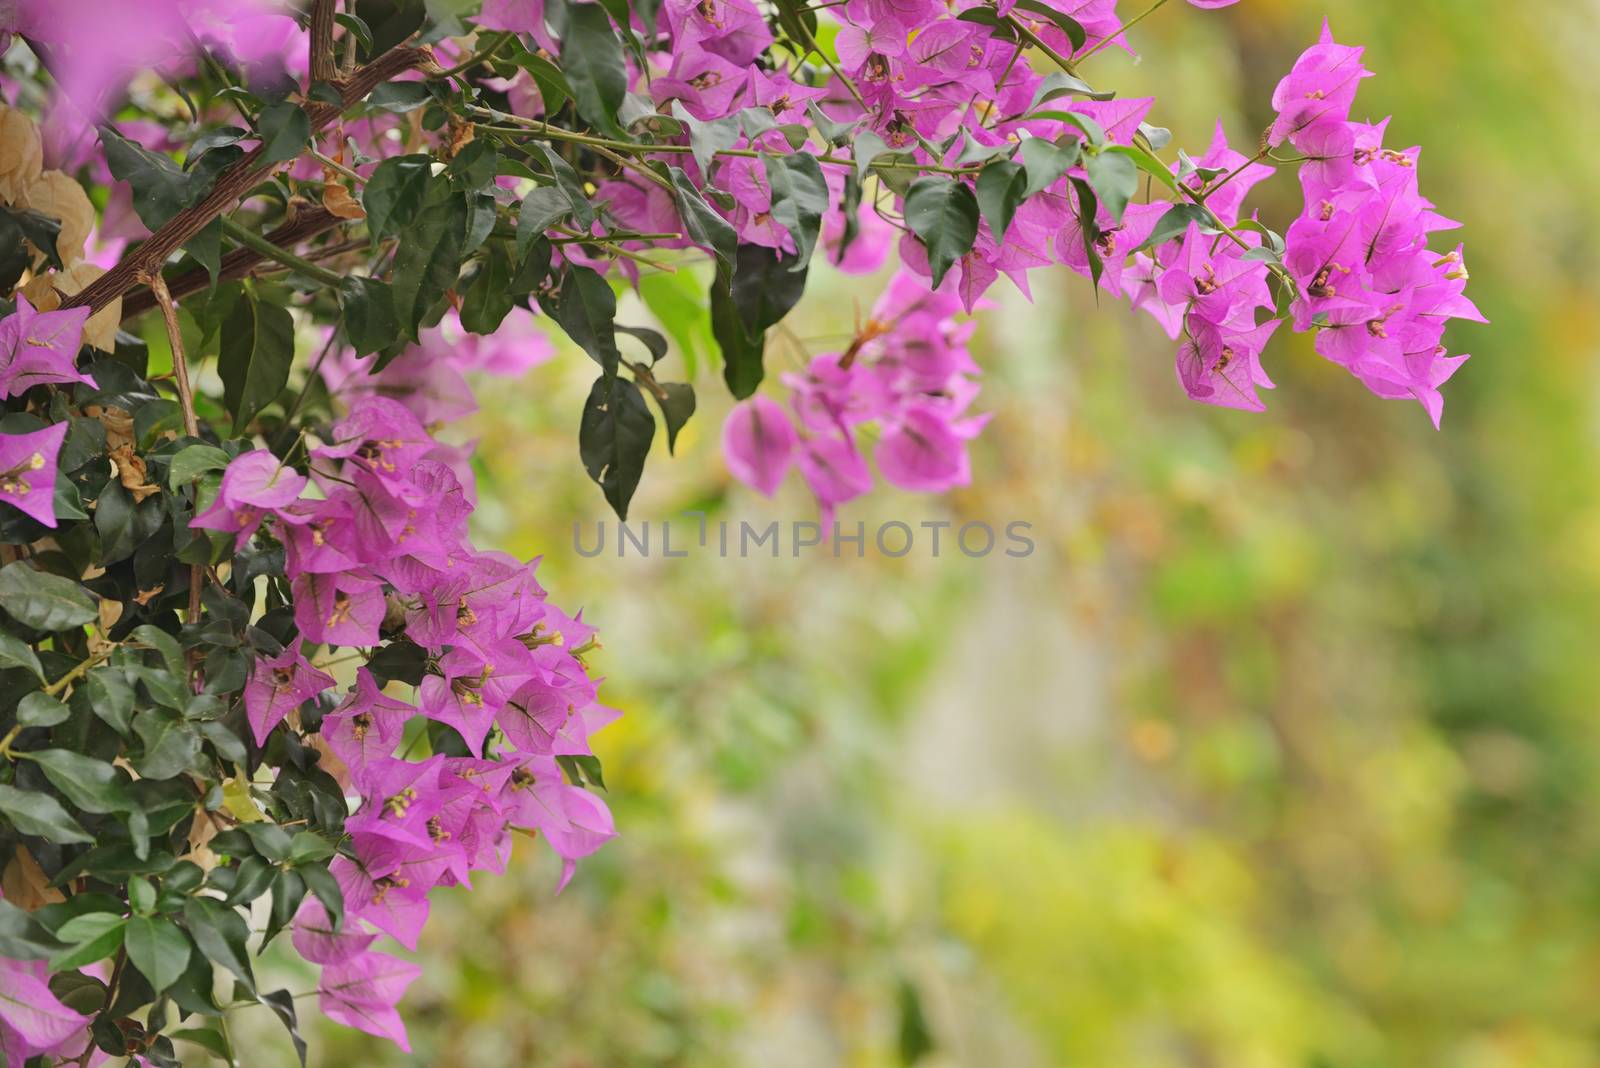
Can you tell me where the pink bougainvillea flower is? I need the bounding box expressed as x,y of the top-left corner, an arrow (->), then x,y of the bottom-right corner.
291,895 -> 378,966
0,956 -> 90,1065
322,669 -> 413,789
317,951 -> 423,1052
0,421 -> 67,528
190,449 -> 306,547
722,395 -> 797,496
0,297 -> 94,398
243,647 -> 336,746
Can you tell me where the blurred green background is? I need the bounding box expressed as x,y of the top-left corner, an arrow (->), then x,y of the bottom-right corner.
250,2 -> 1600,1064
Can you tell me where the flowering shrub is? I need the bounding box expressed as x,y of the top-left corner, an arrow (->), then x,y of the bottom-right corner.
0,0 -> 1479,1063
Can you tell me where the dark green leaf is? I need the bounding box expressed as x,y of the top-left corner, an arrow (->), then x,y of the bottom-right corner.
260,989 -> 309,1068
903,177 -> 979,288
219,289 -> 296,435
17,691 -> 68,728
256,102 -> 311,166
389,180 -> 468,339
0,561 -> 95,631
532,144 -> 595,229
976,160 -> 1027,239
1012,0 -> 1085,49
339,276 -> 399,356
763,152 -> 828,271
0,632 -> 44,681
133,708 -> 202,780
1085,146 -> 1138,223
562,2 -> 628,137
99,126 -> 189,229
517,186 -> 570,260
1020,136 -> 1080,197
183,897 -> 255,994
668,167 -> 735,274
579,374 -> 654,520
361,155 -> 435,246
85,668 -> 136,735
124,914 -> 192,994
544,265 -> 623,377
0,783 -> 93,844
1136,202 -> 1211,253
30,749 -> 132,813
367,81 -> 432,113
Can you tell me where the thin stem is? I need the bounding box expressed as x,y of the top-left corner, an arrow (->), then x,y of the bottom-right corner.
310,148 -> 364,184
551,225 -> 678,272
220,217 -> 345,287
1196,146 -> 1269,204
46,648 -> 115,698
1007,16 -> 1078,76
144,271 -> 207,635
1078,0 -> 1172,61
469,107 -> 979,175
440,30 -> 514,77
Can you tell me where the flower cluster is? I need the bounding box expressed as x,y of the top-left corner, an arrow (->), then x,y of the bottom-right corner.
190,388 -> 615,1048
1272,24 -> 1484,426
723,269 -> 986,517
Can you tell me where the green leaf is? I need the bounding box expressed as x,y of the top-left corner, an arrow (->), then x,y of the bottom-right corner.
0,561 -> 96,631
98,126 -> 189,229
48,913 -> 126,972
219,289 -> 296,435
903,177 -> 979,288
1137,202 -> 1212,253
668,167 -> 736,274
29,749 -> 132,813
1085,147 -> 1139,223
298,861 -> 344,932
650,381 -> 695,455
366,81 -> 432,113
170,1026 -> 235,1062
85,668 -> 137,735
0,632 -> 44,681
131,624 -> 185,677
763,152 -> 829,271
579,374 -> 655,520
976,160 -> 1027,239
362,155 -> 436,246
1012,0 -> 1085,49
675,108 -> 741,176
166,443 -> 230,490
339,276 -> 399,356
16,691 -> 68,728
852,130 -> 902,185
533,144 -> 595,229
124,914 -> 192,994
544,265 -> 623,377
1104,142 -> 1181,195
95,481 -> 163,564
260,989 -> 309,1068
1029,70 -> 1114,109
517,186 -> 570,260
1019,137 -> 1080,198
0,783 -> 93,844
460,247 -> 517,336
1024,109 -> 1106,146
562,2 -> 628,137
710,245 -> 809,399
133,708 -> 203,780
183,896 -> 256,994
256,102 -> 311,166
186,217 -> 223,288
390,179 -> 469,339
